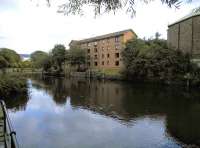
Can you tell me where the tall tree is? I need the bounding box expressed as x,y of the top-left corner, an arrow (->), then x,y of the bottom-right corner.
30,51 -> 49,68
0,56 -> 9,69
69,46 -> 86,71
0,48 -> 21,67
51,44 -> 67,72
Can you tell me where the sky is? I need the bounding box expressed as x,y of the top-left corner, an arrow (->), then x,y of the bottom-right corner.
0,0 -> 199,54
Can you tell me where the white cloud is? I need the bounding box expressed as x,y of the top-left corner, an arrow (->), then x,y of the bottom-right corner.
0,0 -> 198,54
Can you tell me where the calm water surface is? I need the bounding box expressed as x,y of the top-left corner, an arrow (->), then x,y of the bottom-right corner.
4,76 -> 200,148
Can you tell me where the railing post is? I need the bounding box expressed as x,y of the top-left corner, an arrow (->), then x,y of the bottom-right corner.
0,100 -> 19,148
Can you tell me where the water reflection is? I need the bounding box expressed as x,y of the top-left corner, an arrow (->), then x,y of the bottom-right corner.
6,76 -> 200,147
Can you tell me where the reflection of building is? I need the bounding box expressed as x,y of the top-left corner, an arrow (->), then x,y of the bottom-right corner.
168,11 -> 200,59
69,29 -> 137,69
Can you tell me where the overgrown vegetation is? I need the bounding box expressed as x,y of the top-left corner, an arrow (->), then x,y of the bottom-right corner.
30,44 -> 86,74
0,75 -> 27,98
0,48 -> 21,69
30,51 -> 48,68
122,37 -> 200,85
67,46 -> 86,72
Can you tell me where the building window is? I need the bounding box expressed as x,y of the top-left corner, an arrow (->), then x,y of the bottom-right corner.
88,62 -> 90,66
107,54 -> 110,58
115,36 -> 120,42
94,48 -> 97,52
102,54 -> 104,58
102,61 -> 104,65
87,49 -> 90,53
94,55 -> 97,59
115,53 -> 119,58
95,62 -> 98,66
115,61 -> 119,66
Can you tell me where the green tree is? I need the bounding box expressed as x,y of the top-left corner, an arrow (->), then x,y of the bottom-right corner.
0,48 -> 21,67
51,44 -> 67,72
42,55 -> 53,72
19,60 -> 33,68
30,51 -> 48,68
69,46 -> 86,71
0,55 -> 9,69
122,38 -> 198,82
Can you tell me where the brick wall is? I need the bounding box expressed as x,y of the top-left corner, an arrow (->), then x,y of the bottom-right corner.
80,31 -> 136,70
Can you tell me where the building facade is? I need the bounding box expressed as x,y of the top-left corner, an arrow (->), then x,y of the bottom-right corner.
69,29 -> 137,70
168,11 -> 200,59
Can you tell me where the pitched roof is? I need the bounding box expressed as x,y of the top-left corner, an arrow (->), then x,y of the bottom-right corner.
169,10 -> 200,27
69,29 -> 137,46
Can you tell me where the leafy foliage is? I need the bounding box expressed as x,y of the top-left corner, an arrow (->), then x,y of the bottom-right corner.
68,46 -> 87,71
0,55 -> 9,69
46,0 -> 184,16
122,38 -> 199,83
68,46 -> 86,71
30,51 -> 49,68
0,75 -> 27,97
51,44 -> 67,72
19,60 -> 33,68
0,48 -> 21,68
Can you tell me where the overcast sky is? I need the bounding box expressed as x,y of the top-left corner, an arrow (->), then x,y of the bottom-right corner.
0,0 -> 198,54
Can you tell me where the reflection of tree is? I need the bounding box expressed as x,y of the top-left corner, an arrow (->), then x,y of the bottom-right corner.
31,75 -> 200,146
2,91 -> 29,112
121,85 -> 200,146
166,104 -> 200,146
31,75 -> 70,105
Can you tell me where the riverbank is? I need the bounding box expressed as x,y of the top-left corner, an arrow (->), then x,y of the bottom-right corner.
3,66 -> 200,89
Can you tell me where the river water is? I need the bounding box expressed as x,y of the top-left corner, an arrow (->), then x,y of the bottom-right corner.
4,76 -> 200,148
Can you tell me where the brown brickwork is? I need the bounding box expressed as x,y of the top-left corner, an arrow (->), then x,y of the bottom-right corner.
69,29 -> 137,70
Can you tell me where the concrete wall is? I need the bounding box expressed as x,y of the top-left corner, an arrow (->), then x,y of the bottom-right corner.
179,19 -> 192,53
167,24 -> 179,50
168,15 -> 200,57
193,16 -> 200,55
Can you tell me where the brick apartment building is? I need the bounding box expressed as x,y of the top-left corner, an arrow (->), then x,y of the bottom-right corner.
69,29 -> 137,70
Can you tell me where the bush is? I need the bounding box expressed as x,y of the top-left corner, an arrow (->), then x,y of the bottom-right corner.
122,38 -> 200,84
0,75 -> 27,97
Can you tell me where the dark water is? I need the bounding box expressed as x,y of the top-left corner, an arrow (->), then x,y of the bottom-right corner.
4,76 -> 200,148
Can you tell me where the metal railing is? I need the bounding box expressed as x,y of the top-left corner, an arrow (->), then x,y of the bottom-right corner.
0,100 -> 19,148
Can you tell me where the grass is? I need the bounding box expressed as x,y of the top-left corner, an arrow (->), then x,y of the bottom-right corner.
101,69 -> 121,76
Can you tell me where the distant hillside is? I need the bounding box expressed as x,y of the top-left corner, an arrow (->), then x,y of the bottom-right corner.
20,54 -> 30,60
